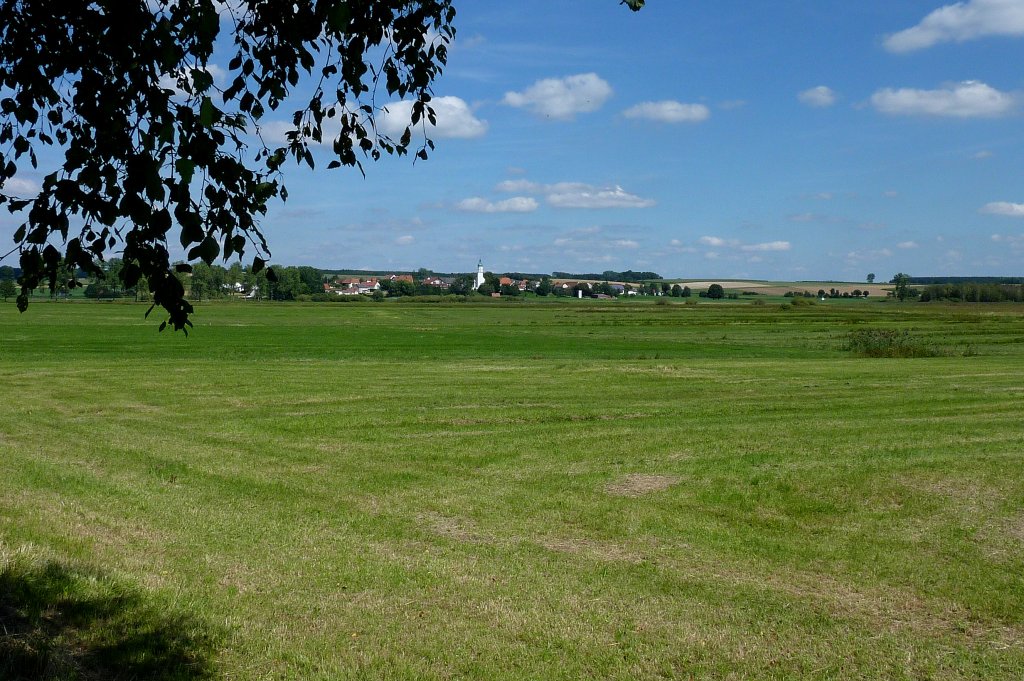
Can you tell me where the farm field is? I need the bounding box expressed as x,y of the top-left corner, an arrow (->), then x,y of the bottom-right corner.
2,299 -> 1024,679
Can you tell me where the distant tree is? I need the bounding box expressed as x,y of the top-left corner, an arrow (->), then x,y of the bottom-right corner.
271,266 -> 304,300
892,273 -> 911,301
189,262 -> 214,300
499,283 -> 521,296
381,278 -> 415,297
706,283 -> 724,299
0,278 -> 15,301
483,272 -> 501,292
867,273 -> 876,284
660,282 -> 671,295
449,274 -> 474,296
671,284 -> 682,297
595,281 -> 615,296
476,282 -> 495,296
0,265 -> 15,281
535,277 -> 553,297
852,289 -> 862,297
297,266 -> 323,295
681,285 -> 691,298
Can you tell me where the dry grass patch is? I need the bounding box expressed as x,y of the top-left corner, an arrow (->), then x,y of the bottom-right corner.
606,474 -> 680,497
536,537 -> 642,563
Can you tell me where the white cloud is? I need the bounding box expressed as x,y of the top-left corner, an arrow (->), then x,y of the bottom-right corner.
797,86 -> 838,108
991,233 -> 1024,247
455,196 -> 538,213
981,201 -> 1024,216
741,241 -> 791,252
897,240 -> 920,249
974,150 -> 994,159
503,73 -> 613,120
698,236 -> 790,252
394,235 -> 415,246
158,64 -> 226,97
871,81 -> 1016,118
883,190 -> 900,198
3,177 -> 40,195
611,239 -> 639,249
496,179 -> 655,210
623,100 -> 710,123
379,96 -> 487,139
846,248 -> 893,263
884,0 -> 1024,53
548,185 -> 655,209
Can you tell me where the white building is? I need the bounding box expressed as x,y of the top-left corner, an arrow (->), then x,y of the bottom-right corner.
472,260 -> 486,290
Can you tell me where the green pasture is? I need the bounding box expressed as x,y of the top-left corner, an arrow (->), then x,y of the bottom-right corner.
2,299 -> 1023,679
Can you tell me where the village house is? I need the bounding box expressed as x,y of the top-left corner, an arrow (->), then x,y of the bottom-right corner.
326,277 -> 380,295
421,276 -> 450,289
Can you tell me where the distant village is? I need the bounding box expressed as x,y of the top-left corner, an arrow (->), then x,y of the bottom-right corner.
322,262 -> 651,299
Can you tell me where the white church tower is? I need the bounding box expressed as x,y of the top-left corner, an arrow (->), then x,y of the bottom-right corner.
472,260 -> 486,290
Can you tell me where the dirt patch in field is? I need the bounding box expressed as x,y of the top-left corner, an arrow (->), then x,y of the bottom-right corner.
417,511 -> 487,544
538,537 -> 642,563
606,474 -> 680,497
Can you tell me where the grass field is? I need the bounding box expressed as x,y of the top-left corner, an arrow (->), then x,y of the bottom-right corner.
2,298 -> 1024,679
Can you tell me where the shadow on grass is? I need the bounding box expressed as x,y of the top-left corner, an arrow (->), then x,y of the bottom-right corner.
1,557 -> 217,680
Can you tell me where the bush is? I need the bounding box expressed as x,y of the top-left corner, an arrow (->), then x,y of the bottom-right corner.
789,297 -> 816,307
846,329 -> 939,358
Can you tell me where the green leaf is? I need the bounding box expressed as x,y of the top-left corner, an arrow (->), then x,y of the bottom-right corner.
327,4 -> 350,31
188,235 -> 220,264
179,212 -> 204,248
199,97 -> 216,127
175,158 -> 195,183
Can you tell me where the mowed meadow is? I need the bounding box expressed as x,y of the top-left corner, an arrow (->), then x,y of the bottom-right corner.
2,299 -> 1024,679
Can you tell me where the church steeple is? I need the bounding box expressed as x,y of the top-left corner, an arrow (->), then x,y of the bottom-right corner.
473,260 -> 486,290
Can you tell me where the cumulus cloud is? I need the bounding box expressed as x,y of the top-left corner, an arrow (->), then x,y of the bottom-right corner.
698,236 -> 791,252
981,201 -> 1024,216
623,100 -> 710,123
3,177 -> 40,195
871,81 -> 1016,118
884,0 -> 1024,53
846,248 -> 893,263
991,233 -> 1024,246
503,73 -> 613,120
741,241 -> 791,252
548,185 -> 655,209
455,196 -> 538,213
549,230 -> 645,264
798,86 -> 838,108
379,96 -> 487,139
495,179 -> 655,210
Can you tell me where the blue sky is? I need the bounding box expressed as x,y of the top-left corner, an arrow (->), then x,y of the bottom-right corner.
7,1 -> 1024,280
